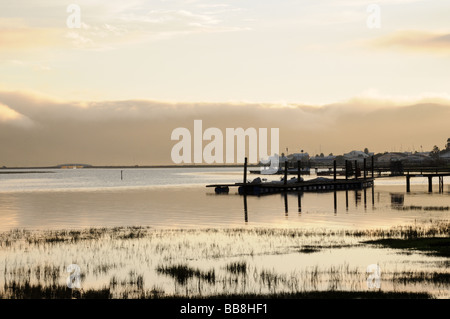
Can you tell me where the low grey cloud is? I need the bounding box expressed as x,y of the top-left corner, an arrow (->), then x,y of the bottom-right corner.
0,90 -> 449,167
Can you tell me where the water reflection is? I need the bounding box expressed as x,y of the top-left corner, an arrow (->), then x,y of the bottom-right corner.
234,183 -> 450,229
284,192 -> 288,216
391,193 -> 405,208
0,169 -> 449,232
243,194 -> 248,223
297,192 -> 302,214
240,187 -> 381,222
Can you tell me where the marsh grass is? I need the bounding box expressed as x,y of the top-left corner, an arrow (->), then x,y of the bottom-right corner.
166,291 -> 433,299
225,262 -> 247,275
156,264 -> 216,285
296,243 -> 355,254
363,237 -> 450,257
2,282 -> 112,299
298,246 -> 321,254
0,282 -> 433,299
0,220 -> 449,299
393,272 -> 450,285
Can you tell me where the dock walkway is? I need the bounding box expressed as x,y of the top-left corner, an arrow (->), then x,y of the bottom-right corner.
207,178 -> 374,195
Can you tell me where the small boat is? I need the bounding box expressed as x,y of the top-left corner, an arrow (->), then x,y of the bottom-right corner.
249,176 -> 303,185
249,167 -> 310,175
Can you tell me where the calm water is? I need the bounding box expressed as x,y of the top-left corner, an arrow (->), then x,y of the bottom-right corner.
1,168 -> 449,299
0,167 -> 449,232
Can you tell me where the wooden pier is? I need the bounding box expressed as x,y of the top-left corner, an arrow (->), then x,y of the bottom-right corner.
207,158 -> 374,196
207,157 -> 448,195
406,173 -> 449,193
207,178 -> 374,196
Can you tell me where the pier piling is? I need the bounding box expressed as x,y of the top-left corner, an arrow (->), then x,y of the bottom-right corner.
333,160 -> 337,181
345,160 -> 348,180
371,156 -> 374,178
243,157 -> 248,185
363,158 -> 366,180
428,176 -> 433,193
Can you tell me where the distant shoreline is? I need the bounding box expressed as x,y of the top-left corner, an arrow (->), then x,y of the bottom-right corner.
0,164 -> 257,170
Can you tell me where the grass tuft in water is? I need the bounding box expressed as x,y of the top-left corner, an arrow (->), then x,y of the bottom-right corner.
363,237 -> 450,257
156,264 -> 216,285
225,262 -> 247,275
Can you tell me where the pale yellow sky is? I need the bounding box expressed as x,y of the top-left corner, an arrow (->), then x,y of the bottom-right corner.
1,0 -> 449,166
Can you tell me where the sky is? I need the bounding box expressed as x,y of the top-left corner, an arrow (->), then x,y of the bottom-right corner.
1,0 -> 450,166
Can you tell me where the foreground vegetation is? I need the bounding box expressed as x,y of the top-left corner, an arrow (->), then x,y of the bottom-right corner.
2,283 -> 433,299
1,219 -> 449,299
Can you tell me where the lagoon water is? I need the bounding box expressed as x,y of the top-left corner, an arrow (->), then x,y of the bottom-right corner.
0,167 -> 449,232
1,167 -> 449,299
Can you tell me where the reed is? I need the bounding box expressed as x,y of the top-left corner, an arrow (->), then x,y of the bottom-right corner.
1,219 -> 449,299
156,264 -> 216,285
225,262 -> 247,275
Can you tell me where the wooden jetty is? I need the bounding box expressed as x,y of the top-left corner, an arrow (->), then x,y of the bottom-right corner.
206,157 -> 450,195
207,158 -> 374,196
207,178 -> 374,196
406,173 -> 450,193
207,157 -> 449,195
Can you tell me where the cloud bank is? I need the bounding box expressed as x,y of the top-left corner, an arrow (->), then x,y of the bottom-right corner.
0,90 -> 449,167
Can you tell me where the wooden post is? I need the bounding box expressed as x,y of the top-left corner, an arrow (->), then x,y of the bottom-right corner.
284,161 -> 288,185
354,160 -> 358,180
428,176 -> 432,193
243,157 -> 248,185
406,175 -> 410,193
297,160 -> 301,182
363,158 -> 367,180
371,156 -> 374,178
121,170 -> 123,180
345,160 -> 348,180
333,160 -> 337,181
